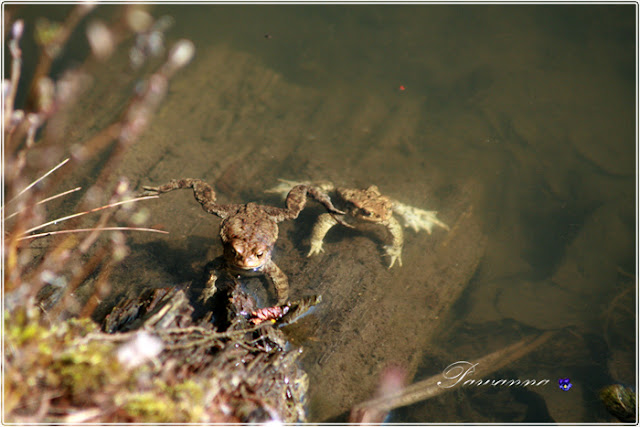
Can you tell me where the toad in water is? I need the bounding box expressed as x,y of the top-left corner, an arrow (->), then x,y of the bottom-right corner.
143,178 -> 343,303
267,179 -> 449,268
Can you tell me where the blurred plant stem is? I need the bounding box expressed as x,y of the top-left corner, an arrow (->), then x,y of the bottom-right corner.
350,331 -> 554,423
3,4 -> 194,319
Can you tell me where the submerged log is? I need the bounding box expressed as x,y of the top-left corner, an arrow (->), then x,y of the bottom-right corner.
283,180 -> 486,420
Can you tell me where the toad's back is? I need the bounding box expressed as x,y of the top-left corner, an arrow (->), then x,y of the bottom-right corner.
220,203 -> 279,246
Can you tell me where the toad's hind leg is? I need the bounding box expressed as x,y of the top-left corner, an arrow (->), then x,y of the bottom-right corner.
392,201 -> 449,233
143,178 -> 231,217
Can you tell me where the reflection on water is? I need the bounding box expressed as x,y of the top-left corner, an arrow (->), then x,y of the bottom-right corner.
9,4 -> 635,423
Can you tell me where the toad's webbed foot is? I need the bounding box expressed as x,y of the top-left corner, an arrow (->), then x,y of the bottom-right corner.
383,244 -> 403,268
142,186 -> 160,196
392,201 -> 449,234
307,241 -> 326,257
143,178 -> 216,203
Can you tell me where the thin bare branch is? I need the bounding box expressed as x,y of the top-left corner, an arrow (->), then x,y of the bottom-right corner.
20,195 -> 158,235
36,186 -> 83,206
4,158 -> 70,207
4,187 -> 82,221
18,226 -> 168,241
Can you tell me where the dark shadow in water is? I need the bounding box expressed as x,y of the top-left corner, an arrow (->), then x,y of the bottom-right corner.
91,236 -> 212,323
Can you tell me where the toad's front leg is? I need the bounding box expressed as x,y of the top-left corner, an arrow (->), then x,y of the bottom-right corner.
262,259 -> 289,304
268,184 -> 344,222
307,213 -> 340,257
382,216 -> 404,268
143,178 -> 237,218
200,256 -> 226,302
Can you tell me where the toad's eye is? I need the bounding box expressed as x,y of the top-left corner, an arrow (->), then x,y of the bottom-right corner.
256,251 -> 264,258
231,241 -> 244,255
360,209 -> 372,217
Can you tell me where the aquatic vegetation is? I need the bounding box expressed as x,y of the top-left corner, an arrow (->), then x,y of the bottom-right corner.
4,304 -> 236,423
600,384 -> 636,423
4,307 -> 125,421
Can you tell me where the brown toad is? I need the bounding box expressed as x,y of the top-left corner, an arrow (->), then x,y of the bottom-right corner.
267,179 -> 449,268
143,178 -> 343,303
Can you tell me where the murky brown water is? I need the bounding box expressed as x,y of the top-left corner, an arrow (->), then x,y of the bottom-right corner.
7,4 -> 636,423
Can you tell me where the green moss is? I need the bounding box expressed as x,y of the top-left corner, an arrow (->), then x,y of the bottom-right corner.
4,306 -> 217,423
600,384 -> 636,423
166,380 -> 205,420
4,308 -> 131,418
118,379 -> 207,423
120,391 -> 175,422
4,308 -> 52,346
52,340 -> 125,397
